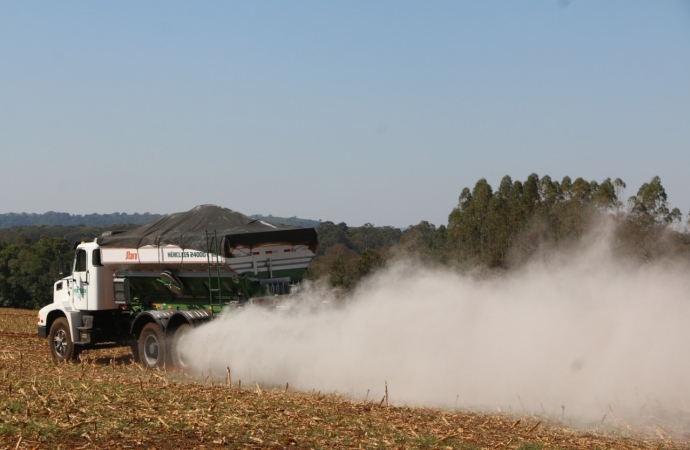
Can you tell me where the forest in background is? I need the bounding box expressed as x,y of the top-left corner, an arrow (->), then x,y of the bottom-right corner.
0,212 -> 162,228
0,211 -> 320,230
1,174 -> 689,309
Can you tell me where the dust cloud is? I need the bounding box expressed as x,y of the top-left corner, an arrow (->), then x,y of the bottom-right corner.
181,230 -> 690,428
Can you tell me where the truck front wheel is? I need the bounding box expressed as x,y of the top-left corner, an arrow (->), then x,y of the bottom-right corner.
49,318 -> 80,363
138,322 -> 166,369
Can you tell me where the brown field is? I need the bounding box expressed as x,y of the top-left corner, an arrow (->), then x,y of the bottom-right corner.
0,307 -> 688,449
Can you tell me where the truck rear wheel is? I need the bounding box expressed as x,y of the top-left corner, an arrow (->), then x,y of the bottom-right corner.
49,317 -> 80,363
138,322 -> 166,369
168,323 -> 191,370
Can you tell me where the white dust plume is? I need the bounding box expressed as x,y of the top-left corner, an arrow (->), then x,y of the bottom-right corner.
181,231 -> 690,429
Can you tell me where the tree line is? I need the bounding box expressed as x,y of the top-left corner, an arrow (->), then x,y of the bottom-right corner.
1,174 -> 688,308
0,224 -> 134,308
0,236 -> 72,309
304,175 -> 690,286
0,212 -> 163,229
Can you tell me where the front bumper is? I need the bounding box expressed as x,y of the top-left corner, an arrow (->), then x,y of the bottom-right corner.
37,326 -> 48,339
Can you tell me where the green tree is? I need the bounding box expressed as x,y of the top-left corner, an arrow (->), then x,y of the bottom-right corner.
0,236 -> 72,309
560,176 -> 572,201
447,187 -> 474,262
538,175 -> 559,210
628,176 -> 674,224
613,178 -> 626,207
398,221 -> 436,257
305,243 -> 359,288
349,224 -> 402,252
447,179 -> 495,263
668,208 -> 682,224
314,222 -> 353,255
593,178 -> 617,211
358,249 -> 385,278
521,173 -> 540,217
490,176 -> 515,263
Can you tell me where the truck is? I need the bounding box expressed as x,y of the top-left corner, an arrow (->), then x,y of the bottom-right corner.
37,205 -> 319,369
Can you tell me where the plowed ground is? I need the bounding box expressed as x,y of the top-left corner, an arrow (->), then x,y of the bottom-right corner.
0,307 -> 687,449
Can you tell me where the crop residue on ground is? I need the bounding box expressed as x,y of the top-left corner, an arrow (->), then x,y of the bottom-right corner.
1,309 -> 688,448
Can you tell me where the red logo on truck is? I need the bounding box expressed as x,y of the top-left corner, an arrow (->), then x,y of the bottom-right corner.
125,251 -> 138,260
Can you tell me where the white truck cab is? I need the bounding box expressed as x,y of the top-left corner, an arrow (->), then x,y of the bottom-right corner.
37,242 -> 118,361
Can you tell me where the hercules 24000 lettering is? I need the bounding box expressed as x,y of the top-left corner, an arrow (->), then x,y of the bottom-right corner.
37,205 -> 319,369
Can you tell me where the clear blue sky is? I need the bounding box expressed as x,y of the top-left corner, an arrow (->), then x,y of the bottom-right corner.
1,1 -> 689,227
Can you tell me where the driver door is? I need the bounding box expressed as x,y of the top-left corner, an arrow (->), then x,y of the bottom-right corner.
72,249 -> 89,310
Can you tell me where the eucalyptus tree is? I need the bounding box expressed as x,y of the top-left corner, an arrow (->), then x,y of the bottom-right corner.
613,178 -> 626,213
668,208 -> 682,224
490,176 -> 515,262
398,221 -> 437,259
593,178 -> 618,211
521,173 -> 541,218
314,221 -> 353,255
447,187 -> 474,262
470,178 -> 494,259
447,179 -> 498,264
560,176 -> 573,202
538,175 -> 559,209
628,176 -> 675,225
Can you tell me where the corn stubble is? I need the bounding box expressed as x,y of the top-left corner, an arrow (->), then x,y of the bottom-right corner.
0,309 -> 686,449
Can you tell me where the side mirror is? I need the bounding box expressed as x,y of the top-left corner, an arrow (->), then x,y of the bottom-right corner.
57,255 -> 64,277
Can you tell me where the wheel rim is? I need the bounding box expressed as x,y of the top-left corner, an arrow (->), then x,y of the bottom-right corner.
53,329 -> 67,357
143,334 -> 160,366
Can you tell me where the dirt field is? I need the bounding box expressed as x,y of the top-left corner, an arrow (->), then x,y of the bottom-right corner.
0,308 -> 688,449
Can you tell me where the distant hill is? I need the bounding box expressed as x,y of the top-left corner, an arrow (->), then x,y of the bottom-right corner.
0,212 -> 163,229
0,212 -> 322,238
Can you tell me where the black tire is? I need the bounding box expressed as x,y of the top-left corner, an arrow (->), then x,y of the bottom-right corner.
138,322 -> 166,369
130,342 -> 141,364
168,323 -> 192,371
49,317 -> 80,363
